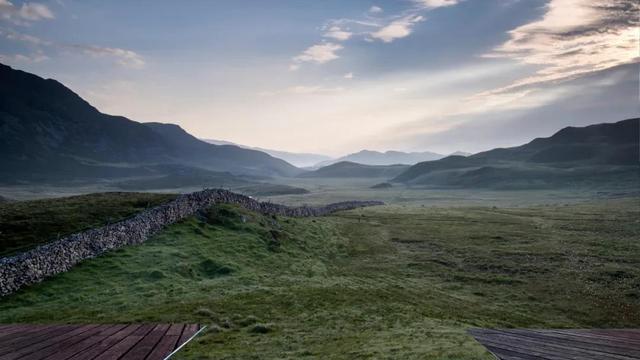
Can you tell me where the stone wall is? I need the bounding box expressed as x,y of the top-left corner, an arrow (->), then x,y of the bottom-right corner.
0,189 -> 383,297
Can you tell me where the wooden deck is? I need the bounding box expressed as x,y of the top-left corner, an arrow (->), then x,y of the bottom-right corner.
0,324 -> 202,360
469,328 -> 640,360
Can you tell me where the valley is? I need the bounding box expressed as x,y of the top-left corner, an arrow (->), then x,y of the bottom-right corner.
0,195 -> 637,359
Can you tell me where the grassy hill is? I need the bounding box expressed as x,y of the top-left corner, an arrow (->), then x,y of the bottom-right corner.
1,197 -> 638,358
393,118 -> 639,189
300,161 -> 410,178
0,192 -> 176,257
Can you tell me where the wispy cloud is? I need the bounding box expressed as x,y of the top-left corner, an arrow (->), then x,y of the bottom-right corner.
287,85 -> 345,95
482,0 -> 639,94
0,28 -> 50,45
414,0 -> 460,9
370,14 -> 424,43
323,26 -> 352,41
1,28 -> 146,68
0,50 -> 47,63
70,45 -> 146,69
290,0 -> 465,70
293,42 -> 343,65
0,0 -> 54,24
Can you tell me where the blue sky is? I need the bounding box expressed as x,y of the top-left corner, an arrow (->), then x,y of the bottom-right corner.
1,0 -> 638,155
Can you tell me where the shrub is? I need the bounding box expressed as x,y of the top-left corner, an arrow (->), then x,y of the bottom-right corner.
249,323 -> 273,334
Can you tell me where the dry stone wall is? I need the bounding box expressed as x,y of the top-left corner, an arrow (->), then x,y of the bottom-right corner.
0,188 -> 383,297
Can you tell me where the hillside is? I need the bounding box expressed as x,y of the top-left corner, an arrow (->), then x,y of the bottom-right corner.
314,149 -> 444,168
393,118 -> 640,188
300,161 -> 410,178
0,192 -> 176,257
0,63 -> 300,183
203,139 -> 331,167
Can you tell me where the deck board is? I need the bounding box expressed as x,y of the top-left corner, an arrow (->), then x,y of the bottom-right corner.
0,324 -> 201,360
470,329 -> 640,360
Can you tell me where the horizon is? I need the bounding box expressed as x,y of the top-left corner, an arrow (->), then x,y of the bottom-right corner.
1,0 -> 638,157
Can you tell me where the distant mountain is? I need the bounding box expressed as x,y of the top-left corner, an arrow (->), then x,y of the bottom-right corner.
0,63 -> 301,183
450,151 -> 471,157
203,139 -> 331,168
300,161 -> 410,178
314,150 -> 444,168
393,119 -> 639,189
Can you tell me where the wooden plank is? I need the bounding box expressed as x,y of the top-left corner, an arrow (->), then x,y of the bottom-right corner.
119,324 -> 170,360
470,329 -> 640,360
22,324 -> 111,360
477,337 -> 618,360
92,324 -> 155,360
472,331 -> 634,360
0,325 -> 77,357
145,324 -> 185,360
552,329 -> 640,344
0,325 -> 27,336
0,324 -> 56,345
509,330 -> 640,356
45,325 -> 125,360
484,344 -> 550,360
579,330 -> 640,343
0,325 -> 96,360
66,324 -> 142,360
0,324 -> 200,360
176,324 -> 199,350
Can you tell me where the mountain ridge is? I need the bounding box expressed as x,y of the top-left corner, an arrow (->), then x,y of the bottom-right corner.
393,118 -> 639,188
0,63 -> 301,183
300,161 -> 410,178
313,149 -> 447,168
202,138 -> 331,168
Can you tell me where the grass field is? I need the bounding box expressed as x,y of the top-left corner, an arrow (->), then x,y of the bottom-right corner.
0,196 -> 638,359
0,192 -> 176,256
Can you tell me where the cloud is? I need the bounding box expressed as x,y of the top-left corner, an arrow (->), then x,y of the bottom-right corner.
287,85 -> 345,95
483,0 -> 639,94
289,0 -> 465,71
344,72 -> 353,79
0,28 -> 49,45
0,50 -> 48,63
323,26 -> 352,41
415,0 -> 460,8
370,14 -> 424,43
1,28 -> 146,68
293,42 -> 343,64
0,0 -> 54,24
72,45 -> 146,68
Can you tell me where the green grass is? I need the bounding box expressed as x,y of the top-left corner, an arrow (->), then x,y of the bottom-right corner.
0,198 -> 638,359
0,192 -> 176,256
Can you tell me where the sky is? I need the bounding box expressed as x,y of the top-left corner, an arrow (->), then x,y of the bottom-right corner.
0,0 -> 638,156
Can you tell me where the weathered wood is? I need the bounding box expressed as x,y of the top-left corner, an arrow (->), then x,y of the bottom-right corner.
470,329 -> 640,360
0,324 -> 201,360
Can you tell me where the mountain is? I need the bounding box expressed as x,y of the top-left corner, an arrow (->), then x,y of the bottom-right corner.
393,118 -> 639,189
450,151 -> 471,157
313,150 -> 444,168
300,161 -> 410,178
0,63 -> 301,183
203,139 -> 331,168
